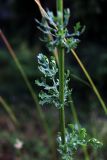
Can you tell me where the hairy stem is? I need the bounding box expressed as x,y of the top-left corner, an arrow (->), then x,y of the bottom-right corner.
57,0 -> 66,145
57,0 -> 63,18
59,48 -> 66,144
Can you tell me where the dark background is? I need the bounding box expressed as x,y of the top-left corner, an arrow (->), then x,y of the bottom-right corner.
0,0 -> 107,160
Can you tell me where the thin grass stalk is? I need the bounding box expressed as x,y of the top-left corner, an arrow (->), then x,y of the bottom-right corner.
70,74 -> 90,87
0,96 -> 19,126
71,49 -> 107,114
0,30 -> 51,142
69,95 -> 79,125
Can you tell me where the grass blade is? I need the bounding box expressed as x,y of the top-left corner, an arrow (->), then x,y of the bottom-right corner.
70,73 -> 90,87
71,49 -> 107,114
0,96 -> 19,126
0,30 -> 51,139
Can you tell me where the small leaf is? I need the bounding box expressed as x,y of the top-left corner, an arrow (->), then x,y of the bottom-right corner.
74,22 -> 81,33
88,138 -> 103,149
57,124 -> 103,160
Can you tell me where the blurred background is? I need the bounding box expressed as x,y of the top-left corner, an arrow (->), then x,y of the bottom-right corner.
0,0 -> 107,159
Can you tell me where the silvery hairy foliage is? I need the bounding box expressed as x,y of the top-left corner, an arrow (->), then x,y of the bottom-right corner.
36,9 -> 85,53
57,124 -> 103,160
35,4 -> 103,160
35,53 -> 71,108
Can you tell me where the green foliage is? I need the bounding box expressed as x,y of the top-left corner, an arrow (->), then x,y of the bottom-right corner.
35,53 -> 71,108
57,124 -> 103,160
35,2 -> 103,160
36,9 -> 85,53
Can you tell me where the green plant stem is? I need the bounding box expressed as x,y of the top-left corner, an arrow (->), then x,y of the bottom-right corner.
59,48 -> 66,144
57,0 -> 63,17
57,0 -> 66,145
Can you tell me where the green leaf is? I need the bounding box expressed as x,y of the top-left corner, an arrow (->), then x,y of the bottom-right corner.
35,53 -> 71,108
36,9 -> 84,53
57,124 -> 103,160
74,22 -> 81,33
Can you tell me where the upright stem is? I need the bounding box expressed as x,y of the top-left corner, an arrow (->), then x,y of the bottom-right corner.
57,0 -> 63,17
57,0 -> 65,145
59,48 -> 65,144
